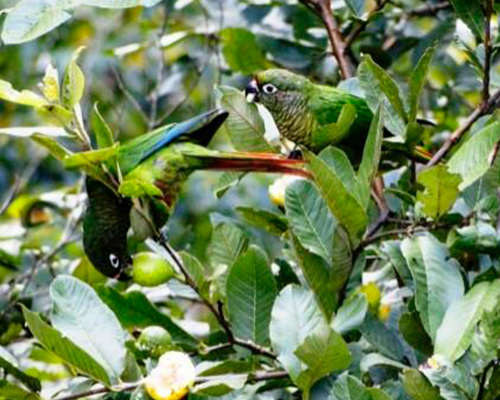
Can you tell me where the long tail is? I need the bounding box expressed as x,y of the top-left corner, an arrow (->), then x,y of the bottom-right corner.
186,152 -> 312,179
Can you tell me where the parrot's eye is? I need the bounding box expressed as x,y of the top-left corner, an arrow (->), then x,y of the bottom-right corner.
109,253 -> 120,269
262,84 -> 278,94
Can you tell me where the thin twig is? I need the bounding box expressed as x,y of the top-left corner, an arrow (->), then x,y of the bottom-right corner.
344,0 -> 390,50
426,88 -> 500,167
482,0 -> 493,105
111,66 -> 150,125
53,370 -> 289,400
407,1 -> 450,17
157,236 -> 276,359
299,0 -> 353,79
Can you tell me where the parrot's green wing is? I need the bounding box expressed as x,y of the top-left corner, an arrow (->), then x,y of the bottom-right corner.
117,109 -> 228,175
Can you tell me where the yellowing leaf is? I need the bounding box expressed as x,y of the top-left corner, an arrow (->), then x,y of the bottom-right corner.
417,164 -> 461,219
42,63 -> 60,102
0,79 -> 47,107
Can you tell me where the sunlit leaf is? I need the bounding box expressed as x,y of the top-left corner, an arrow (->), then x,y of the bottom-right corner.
62,46 -> 86,109
220,28 -> 269,75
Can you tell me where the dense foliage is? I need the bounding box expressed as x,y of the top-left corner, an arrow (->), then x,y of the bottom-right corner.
1,0 -> 500,400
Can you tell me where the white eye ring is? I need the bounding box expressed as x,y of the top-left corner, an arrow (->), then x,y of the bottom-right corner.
109,254 -> 120,269
262,84 -> 278,94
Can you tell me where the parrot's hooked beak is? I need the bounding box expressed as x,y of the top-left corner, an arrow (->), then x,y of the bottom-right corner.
245,79 -> 259,103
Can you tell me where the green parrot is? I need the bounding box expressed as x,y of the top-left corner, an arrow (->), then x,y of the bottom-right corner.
245,68 -> 374,154
83,109 -> 309,279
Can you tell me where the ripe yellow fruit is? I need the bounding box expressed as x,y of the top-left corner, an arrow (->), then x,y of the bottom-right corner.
132,252 -> 175,287
144,351 -> 196,400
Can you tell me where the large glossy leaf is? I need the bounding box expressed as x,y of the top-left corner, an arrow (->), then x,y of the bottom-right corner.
21,306 -> 111,386
329,373 -> 371,400
305,148 -> 368,246
357,107 -> 384,207
226,246 -> 277,346
435,280 -> 500,362
0,347 -> 41,392
96,286 -> 196,348
416,165 -> 461,219
218,86 -> 277,153
408,47 -> 436,122
470,302 -> 500,365
50,276 -> 126,384
285,179 -> 336,262
447,122 -> 500,189
1,0 -> 73,44
360,313 -> 405,361
294,325 -> 351,394
236,206 -> 289,236
269,285 -> 325,380
208,222 -> 248,269
220,28 -> 269,75
401,234 -> 464,340
292,236 -> 337,321
358,56 -> 407,135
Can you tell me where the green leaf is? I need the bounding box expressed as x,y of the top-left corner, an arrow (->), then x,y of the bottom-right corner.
179,251 -> 210,301
21,306 -> 111,386
408,47 -> 436,122
226,246 -> 277,346
92,103 -> 114,149
403,369 -> 443,400
214,171 -> 245,198
209,222 -> 248,269
447,122 -> 500,189
218,86 -> 276,153
304,148 -> 368,246
313,103 -> 357,150
360,313 -> 405,361
329,373 -> 371,400
470,301 -> 500,366
96,286 -> 196,348
401,234 -> 465,340
62,46 -> 85,109
0,127 -> 68,137
63,144 -> 119,168
0,381 -> 40,400
292,236 -> 337,321
0,346 -> 41,392
0,80 -> 47,107
1,0 -> 73,44
294,325 -> 351,393
417,165 -> 461,219
357,107 -> 384,207
285,179 -> 336,262
398,311 -> 433,356
360,56 -> 407,127
50,276 -> 126,384
358,58 -> 405,136
220,28 -> 269,75
332,292 -> 368,334
344,0 -> 367,17
435,280 -> 500,362
236,206 -> 289,236
360,353 -> 408,372
194,375 -> 247,396
269,285 -> 325,380
449,0 -> 485,38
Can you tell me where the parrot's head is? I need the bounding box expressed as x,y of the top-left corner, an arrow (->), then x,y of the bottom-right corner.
83,178 -> 133,281
245,69 -> 311,115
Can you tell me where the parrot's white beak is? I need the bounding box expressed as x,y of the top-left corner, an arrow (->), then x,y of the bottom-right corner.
245,79 -> 259,103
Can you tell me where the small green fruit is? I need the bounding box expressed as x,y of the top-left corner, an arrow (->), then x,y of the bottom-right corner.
138,326 -> 173,357
132,252 -> 174,287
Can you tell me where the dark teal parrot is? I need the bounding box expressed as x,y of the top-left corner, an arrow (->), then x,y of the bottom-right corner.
83,109 -> 309,279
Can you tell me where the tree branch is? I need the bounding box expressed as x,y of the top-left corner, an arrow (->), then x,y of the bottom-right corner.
482,0 -> 493,105
407,1 -> 450,17
299,0 -> 354,79
426,88 -> 500,167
